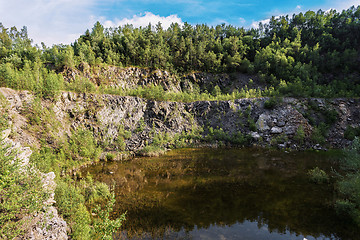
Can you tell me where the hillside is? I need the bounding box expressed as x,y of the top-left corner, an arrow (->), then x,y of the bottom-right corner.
1,5 -> 360,239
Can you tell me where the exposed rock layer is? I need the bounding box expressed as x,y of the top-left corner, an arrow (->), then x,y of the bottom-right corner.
1,88 -> 359,153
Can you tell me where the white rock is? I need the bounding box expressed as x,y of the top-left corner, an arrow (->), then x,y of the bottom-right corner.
1,128 -> 11,139
251,132 -> 261,140
271,126 -> 283,134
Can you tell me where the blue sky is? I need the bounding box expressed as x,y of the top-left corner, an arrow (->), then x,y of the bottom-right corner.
0,0 -> 359,46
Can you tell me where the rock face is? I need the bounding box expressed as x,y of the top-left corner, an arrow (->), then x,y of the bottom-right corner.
62,66 -> 260,95
22,206 -> 68,240
1,129 -> 68,240
2,87 -> 360,153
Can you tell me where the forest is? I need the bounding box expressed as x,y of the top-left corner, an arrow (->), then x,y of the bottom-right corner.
1,5 -> 360,240
0,6 -> 360,99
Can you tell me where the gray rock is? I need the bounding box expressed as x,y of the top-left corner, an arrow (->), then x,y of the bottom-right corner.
251,132 -> 261,140
256,113 -> 270,132
271,127 -> 283,134
284,125 -> 296,135
1,128 -> 11,139
277,120 -> 286,127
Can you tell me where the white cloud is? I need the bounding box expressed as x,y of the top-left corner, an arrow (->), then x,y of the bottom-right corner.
249,0 -> 360,29
102,12 -> 183,29
250,19 -> 270,29
0,0 -> 183,46
330,0 -> 360,11
238,17 -> 246,25
0,0 -> 97,46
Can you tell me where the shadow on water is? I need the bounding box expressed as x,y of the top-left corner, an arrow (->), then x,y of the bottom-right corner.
81,148 -> 359,240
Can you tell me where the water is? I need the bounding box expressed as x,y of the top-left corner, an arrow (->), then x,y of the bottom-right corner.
81,148 -> 359,240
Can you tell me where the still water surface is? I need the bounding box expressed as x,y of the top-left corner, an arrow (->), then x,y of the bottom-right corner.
82,148 -> 359,240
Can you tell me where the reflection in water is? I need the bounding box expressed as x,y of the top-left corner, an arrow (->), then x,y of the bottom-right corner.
82,148 -> 359,240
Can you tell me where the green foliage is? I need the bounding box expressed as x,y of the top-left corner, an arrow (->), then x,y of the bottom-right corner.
323,108 -> 338,125
294,125 -> 305,144
135,118 -> 146,132
270,133 -> 288,145
173,125 -> 204,148
66,76 -> 97,93
105,153 -> 115,161
311,123 -> 328,144
69,128 -> 102,161
55,180 -> 92,239
308,167 -> 329,184
31,128 -> 102,174
2,7 -> 360,101
92,192 -> 126,240
248,118 -> 257,132
264,97 -> 280,109
344,126 -> 360,141
335,138 -> 360,225
0,95 -> 9,132
115,125 -> 131,151
0,142 -> 47,239
204,126 -> 250,145
42,72 -> 64,99
55,177 -> 125,240
230,131 -> 251,145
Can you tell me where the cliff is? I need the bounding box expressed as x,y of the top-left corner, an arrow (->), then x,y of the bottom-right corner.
1,88 -> 359,155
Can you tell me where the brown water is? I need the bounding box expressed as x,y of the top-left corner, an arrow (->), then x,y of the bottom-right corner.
81,148 -> 359,240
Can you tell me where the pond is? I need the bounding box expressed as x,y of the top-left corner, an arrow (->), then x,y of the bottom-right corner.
81,148 -> 359,240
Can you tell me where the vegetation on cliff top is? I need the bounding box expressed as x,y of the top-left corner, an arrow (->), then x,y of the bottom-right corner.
0,6 -> 360,100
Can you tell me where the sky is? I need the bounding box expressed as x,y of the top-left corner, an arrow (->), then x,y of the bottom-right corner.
0,0 -> 359,46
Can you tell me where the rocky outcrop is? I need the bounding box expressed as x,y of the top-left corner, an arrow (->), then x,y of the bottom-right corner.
63,66 -> 181,92
1,128 -> 68,240
1,88 -> 359,154
62,66 -> 261,94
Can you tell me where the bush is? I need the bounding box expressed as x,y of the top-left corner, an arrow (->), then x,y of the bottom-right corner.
335,138 -> 360,225
311,123 -> 328,144
42,72 -> 64,99
324,108 -> 338,125
105,153 -> 115,161
0,143 -> 47,239
69,128 -> 102,161
294,125 -> 305,144
264,97 -> 280,109
344,126 -> 360,140
308,167 -> 329,184
92,192 -> 126,240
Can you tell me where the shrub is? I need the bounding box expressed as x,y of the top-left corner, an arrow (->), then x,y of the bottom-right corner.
0,143 -> 47,239
230,131 -> 250,145
69,128 -> 102,161
344,126 -> 360,140
335,138 -> 360,225
308,167 -> 329,184
311,123 -> 328,144
264,97 -> 279,109
42,72 -> 64,99
135,118 -> 146,132
248,118 -> 257,132
105,153 -> 115,161
294,125 -> 305,144
324,108 -> 338,125
92,192 -> 126,240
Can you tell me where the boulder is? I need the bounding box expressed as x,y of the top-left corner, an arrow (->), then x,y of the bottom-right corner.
256,113 -> 270,132
271,127 -> 283,134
